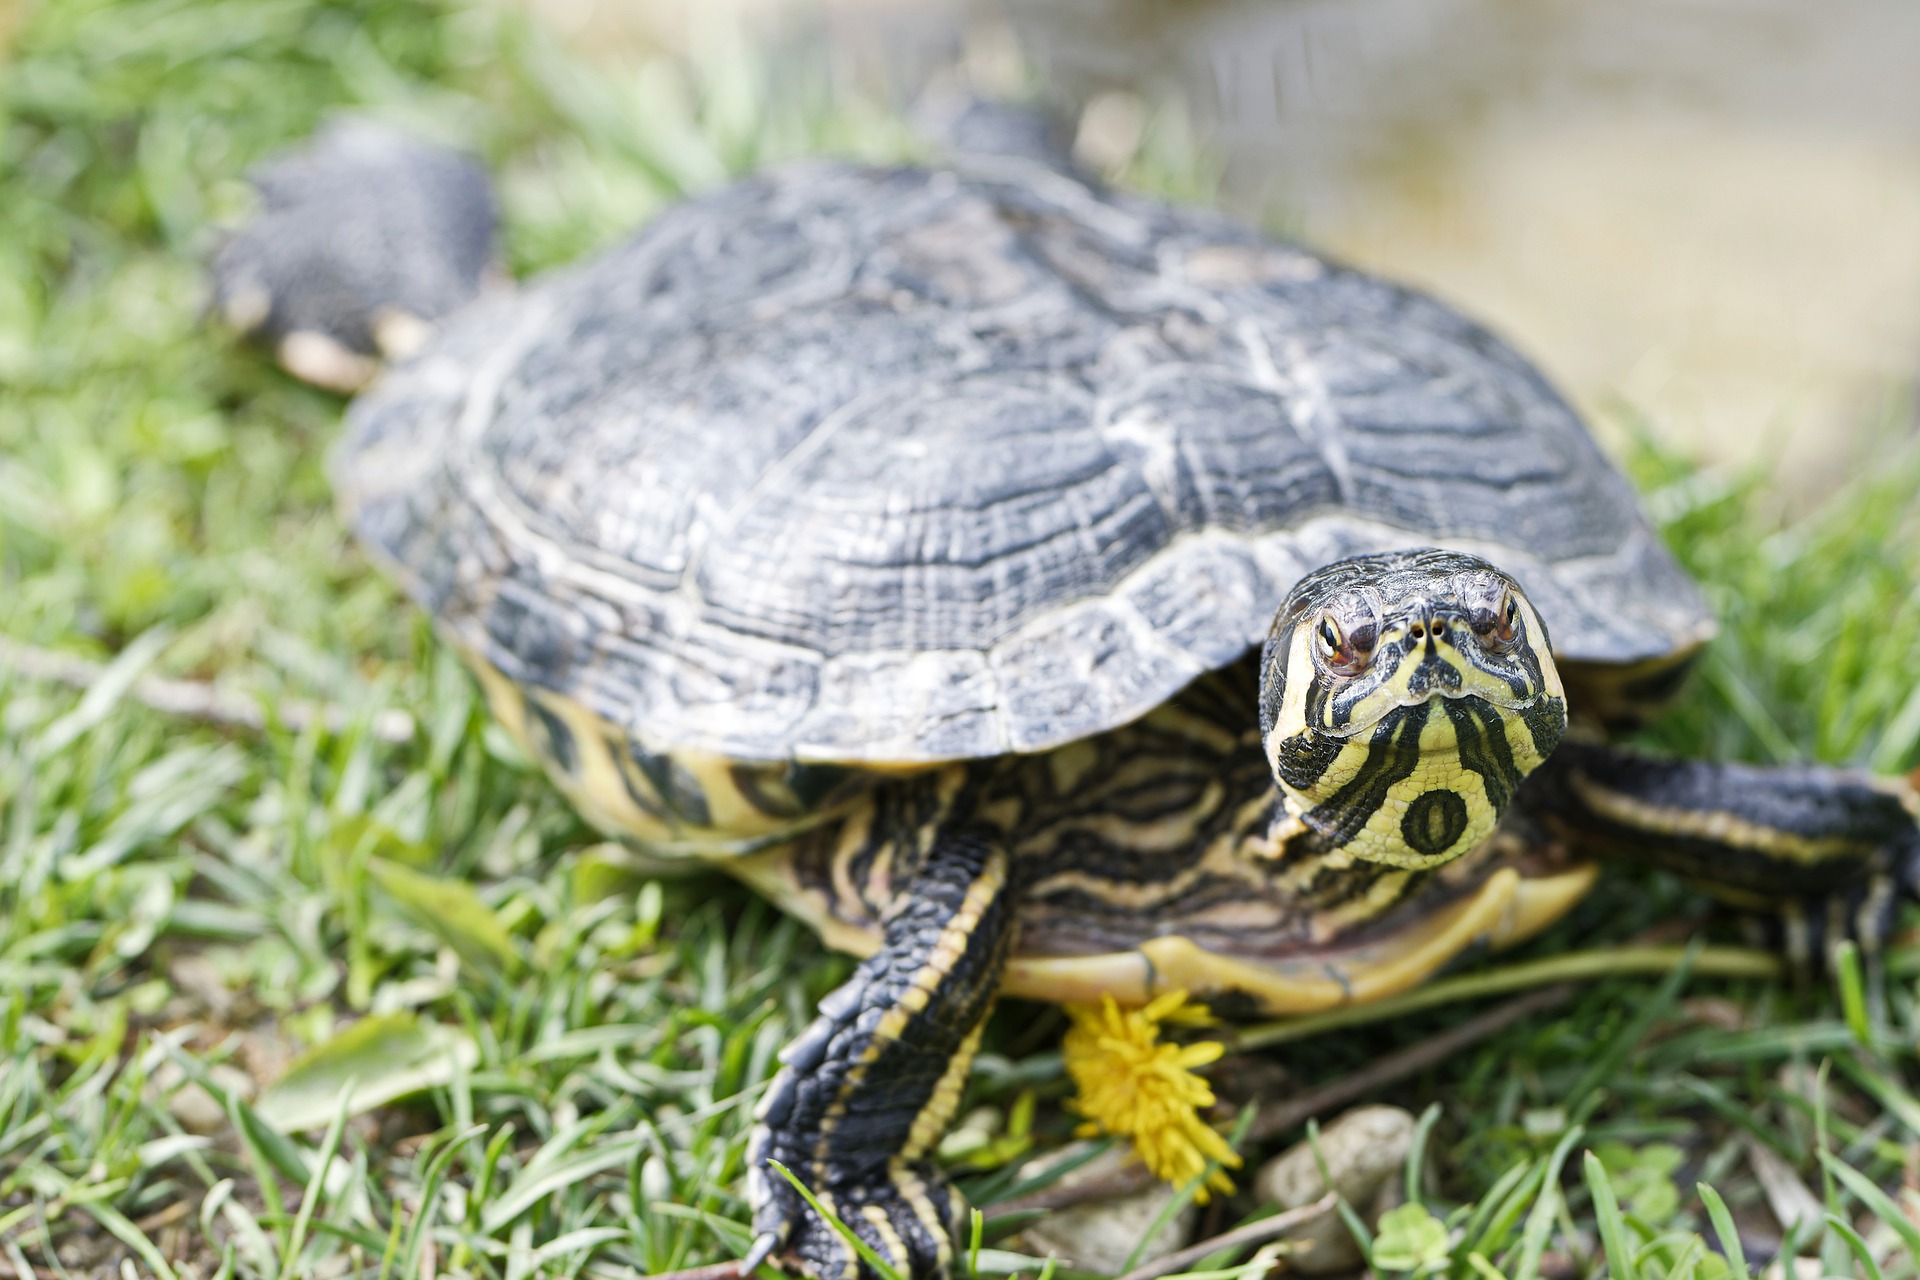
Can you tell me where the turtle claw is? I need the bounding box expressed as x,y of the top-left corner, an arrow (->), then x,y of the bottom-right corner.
749,1117 -> 961,1279
1751,867 -> 1909,979
742,1231 -> 779,1277
749,1156 -> 958,1280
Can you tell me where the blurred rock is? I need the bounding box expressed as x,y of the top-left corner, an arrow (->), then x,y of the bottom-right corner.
1074,91 -> 1146,174
1011,1144 -> 1195,1273
149,1060 -> 257,1135
1254,1105 -> 1416,1273
166,953 -> 236,1021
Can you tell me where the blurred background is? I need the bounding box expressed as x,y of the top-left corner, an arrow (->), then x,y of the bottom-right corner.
535,0 -> 1920,496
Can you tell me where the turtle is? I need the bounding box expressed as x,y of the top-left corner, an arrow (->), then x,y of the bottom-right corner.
216,110 -> 1920,1280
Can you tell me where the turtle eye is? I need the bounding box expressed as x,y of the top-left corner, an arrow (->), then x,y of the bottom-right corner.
1313,612 -> 1374,676
1474,589 -> 1521,652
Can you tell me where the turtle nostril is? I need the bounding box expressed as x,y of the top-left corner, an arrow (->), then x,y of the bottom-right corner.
1409,622 -> 1425,639
1433,619 -> 1449,638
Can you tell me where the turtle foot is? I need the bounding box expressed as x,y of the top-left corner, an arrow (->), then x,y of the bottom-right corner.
748,1153 -> 965,1280
1747,861 -> 1915,977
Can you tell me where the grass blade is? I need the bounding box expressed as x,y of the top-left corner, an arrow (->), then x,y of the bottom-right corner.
277,1076 -> 354,1280
1582,1151 -> 1638,1280
1458,1159 -> 1546,1273
1819,1151 -> 1920,1259
1833,941 -> 1873,1049
1695,1181 -> 1750,1280
1405,1103 -> 1441,1210
1512,1126 -> 1582,1280
767,1160 -> 906,1280
1824,1213 -> 1886,1280
74,1202 -> 180,1280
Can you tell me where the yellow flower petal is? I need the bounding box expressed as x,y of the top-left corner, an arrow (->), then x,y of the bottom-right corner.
1142,989 -> 1192,1022
1160,1004 -> 1219,1028
1175,1040 -> 1226,1069
1061,991 -> 1242,1202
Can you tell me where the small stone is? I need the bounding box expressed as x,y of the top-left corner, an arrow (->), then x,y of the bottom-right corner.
1253,1105 -> 1417,1274
169,1083 -> 227,1134
1073,92 -> 1147,174
167,952 -> 235,1020
151,1061 -> 256,1135
1011,1144 -> 1195,1273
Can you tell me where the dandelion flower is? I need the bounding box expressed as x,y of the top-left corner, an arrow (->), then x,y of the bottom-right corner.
1061,990 -> 1241,1200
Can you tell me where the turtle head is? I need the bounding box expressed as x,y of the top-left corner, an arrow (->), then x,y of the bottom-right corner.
1258,550 -> 1568,868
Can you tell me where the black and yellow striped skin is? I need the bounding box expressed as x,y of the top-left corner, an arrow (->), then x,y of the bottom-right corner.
738,659 -> 1597,1014
463,648 -> 889,859
745,831 -> 1010,1280
1522,738 -> 1920,969
1258,551 -> 1568,870
724,551 -> 1595,1280
457,551 -> 1920,1280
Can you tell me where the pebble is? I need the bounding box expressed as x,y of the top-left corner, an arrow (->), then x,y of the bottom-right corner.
148,1060 -> 258,1134
1254,1105 -> 1416,1274
1011,1144 -> 1196,1274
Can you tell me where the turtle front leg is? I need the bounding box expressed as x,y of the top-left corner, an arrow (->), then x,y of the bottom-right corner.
1523,740 -> 1920,967
746,828 -> 1017,1280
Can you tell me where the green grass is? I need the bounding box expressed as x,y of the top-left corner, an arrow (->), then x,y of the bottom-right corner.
3,1 -> 1920,1277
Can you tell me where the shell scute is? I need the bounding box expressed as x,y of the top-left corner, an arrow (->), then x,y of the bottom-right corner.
989,602 -> 1207,755
1120,537 -> 1273,671
1100,367 -> 1343,531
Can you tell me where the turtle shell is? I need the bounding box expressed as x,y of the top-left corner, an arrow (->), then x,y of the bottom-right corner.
335,159 -> 1712,766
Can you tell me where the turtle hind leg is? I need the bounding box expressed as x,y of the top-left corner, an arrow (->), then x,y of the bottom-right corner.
748,827 -> 1016,1280
213,120 -> 496,387
1523,739 -> 1920,967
